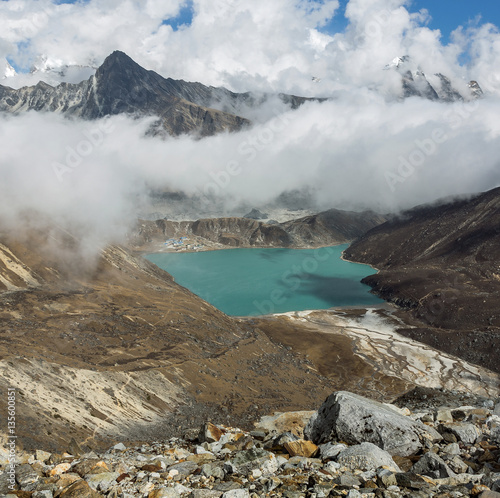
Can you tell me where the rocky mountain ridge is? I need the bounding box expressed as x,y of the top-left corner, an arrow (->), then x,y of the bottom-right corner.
1,389 -> 499,497
0,51 -> 323,137
130,209 -> 387,251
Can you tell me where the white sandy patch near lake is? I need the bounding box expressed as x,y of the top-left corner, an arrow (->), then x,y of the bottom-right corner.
277,308 -> 500,398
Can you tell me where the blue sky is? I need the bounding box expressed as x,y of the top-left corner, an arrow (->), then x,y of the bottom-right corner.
160,0 -> 500,42
322,0 -> 500,43
162,1 -> 194,31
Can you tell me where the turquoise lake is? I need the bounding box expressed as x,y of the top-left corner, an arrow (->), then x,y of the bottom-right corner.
145,245 -> 383,316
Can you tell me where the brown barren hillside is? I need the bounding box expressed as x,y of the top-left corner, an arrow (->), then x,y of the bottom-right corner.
0,223 -> 415,452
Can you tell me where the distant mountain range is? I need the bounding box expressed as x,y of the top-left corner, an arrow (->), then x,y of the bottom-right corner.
0,51 -> 484,137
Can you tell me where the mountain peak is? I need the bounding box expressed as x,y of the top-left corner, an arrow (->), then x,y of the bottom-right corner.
97,50 -> 145,75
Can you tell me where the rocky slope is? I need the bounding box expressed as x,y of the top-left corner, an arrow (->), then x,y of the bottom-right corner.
344,187 -> 500,373
1,389 -> 499,497
130,209 -> 387,251
0,51 -> 323,137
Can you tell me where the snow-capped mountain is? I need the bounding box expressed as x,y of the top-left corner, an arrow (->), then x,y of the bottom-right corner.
1,60 -> 16,80
29,56 -> 97,86
1,55 -> 97,89
0,51 -> 485,139
385,55 -> 482,102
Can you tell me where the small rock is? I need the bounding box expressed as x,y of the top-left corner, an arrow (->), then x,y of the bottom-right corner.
324,461 -> 341,473
442,432 -> 458,443
201,463 -> 224,480
283,439 -> 318,458
472,485 -> 492,495
395,472 -> 430,489
319,443 -> 347,460
190,491 -> 223,498
59,480 -> 100,498
50,463 -> 72,476
255,411 -> 315,438
479,491 -> 500,498
265,476 -> 281,492
264,432 -> 298,451
442,443 -> 461,455
112,443 -> 126,451
249,431 -> 266,440
377,468 -> 398,488
167,461 -> 199,478
72,459 -> 109,477
199,423 -> 224,443
214,482 -> 241,492
392,455 -> 414,472
337,443 -> 401,472
338,473 -> 362,487
411,452 -> 455,479
35,450 -> 52,463
439,422 -> 481,444
221,488 -> 250,497
447,455 -> 469,474
85,472 -> 119,492
16,464 -> 39,488
55,474 -> 81,489
346,490 -> 362,498
229,448 -> 277,475
33,491 -> 53,498
435,409 -> 454,423
149,487 -> 181,498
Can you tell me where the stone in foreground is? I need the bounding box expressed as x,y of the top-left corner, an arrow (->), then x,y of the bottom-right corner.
254,411 -> 315,438
411,451 -> 455,478
283,439 -> 319,458
305,391 -> 441,456
336,442 -> 401,471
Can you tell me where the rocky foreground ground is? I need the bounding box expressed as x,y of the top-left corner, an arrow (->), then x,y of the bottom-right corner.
1,389 -> 500,498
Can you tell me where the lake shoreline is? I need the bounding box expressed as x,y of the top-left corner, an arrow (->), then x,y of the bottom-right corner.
145,245 -> 384,317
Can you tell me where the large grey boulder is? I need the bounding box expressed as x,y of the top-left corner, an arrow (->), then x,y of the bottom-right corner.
304,391 -> 441,457
336,442 -> 401,472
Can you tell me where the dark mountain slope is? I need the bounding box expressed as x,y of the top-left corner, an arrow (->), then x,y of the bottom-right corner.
344,187 -> 500,372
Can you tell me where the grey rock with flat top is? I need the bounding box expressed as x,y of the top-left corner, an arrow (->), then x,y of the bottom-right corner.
439,422 -> 481,444
319,442 -> 347,460
336,443 -> 401,472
